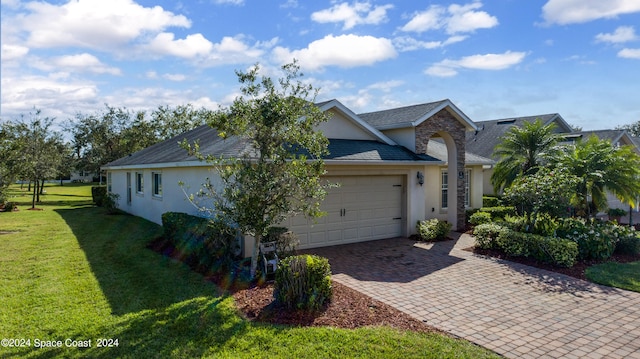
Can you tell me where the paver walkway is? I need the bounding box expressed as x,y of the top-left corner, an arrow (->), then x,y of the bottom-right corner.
308,233 -> 640,359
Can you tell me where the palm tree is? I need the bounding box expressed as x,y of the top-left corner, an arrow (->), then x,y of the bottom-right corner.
491,119 -> 561,193
548,135 -> 640,218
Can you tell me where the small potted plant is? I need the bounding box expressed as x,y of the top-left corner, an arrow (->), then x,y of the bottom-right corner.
607,208 -> 627,223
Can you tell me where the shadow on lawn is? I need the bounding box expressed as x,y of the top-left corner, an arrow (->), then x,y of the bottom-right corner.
55,206 -> 220,316
10,296 -> 274,359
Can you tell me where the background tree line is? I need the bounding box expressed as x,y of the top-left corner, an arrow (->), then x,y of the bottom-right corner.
0,104 -> 212,206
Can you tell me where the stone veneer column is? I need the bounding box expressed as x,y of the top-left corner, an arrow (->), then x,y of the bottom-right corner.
415,109 -> 467,231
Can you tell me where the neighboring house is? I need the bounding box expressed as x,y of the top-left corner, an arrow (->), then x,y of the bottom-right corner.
69,170 -> 94,183
567,130 -> 640,213
467,114 -> 640,213
466,113 -> 573,195
102,99 -> 492,251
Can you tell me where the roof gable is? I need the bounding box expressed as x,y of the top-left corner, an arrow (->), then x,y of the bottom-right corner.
317,99 -> 396,145
358,99 -> 477,132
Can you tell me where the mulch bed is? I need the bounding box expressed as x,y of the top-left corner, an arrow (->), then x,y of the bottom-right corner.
147,236 -> 443,334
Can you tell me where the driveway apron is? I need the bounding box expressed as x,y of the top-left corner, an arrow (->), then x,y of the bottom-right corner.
307,233 -> 640,359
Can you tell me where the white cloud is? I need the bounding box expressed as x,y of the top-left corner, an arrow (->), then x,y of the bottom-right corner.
595,26 -> 637,43
425,51 -> 526,77
163,73 -> 186,81
53,53 -> 122,75
18,0 -> 190,51
273,34 -> 397,71
199,36 -> 276,67
401,2 -> 497,34
1,74 -> 100,117
618,48 -> 640,59
400,6 -> 444,33
542,0 -> 640,25
311,2 -> 393,30
393,35 -> 467,51
147,33 -> 213,58
1,44 -> 29,60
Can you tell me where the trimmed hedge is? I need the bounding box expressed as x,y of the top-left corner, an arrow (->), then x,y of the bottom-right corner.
478,206 -> 516,220
416,219 -> 452,241
469,211 -> 492,226
92,186 -> 107,206
161,212 -> 238,274
473,223 -> 578,267
274,254 -> 332,311
482,196 -> 502,208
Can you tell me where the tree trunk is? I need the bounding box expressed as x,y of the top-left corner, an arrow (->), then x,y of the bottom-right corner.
250,233 -> 263,279
40,179 -> 45,195
31,178 -> 37,209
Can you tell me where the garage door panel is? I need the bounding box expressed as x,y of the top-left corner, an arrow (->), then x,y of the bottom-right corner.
294,175 -> 404,249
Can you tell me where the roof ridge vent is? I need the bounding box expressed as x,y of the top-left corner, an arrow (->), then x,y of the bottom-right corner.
497,119 -> 516,125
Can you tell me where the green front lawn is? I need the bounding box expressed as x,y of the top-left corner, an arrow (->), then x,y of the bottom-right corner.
0,183 -> 498,358
585,261 -> 640,293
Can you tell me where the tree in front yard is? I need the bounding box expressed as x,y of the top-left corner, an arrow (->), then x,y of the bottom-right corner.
547,135 -> 640,218
503,168 -> 579,232
184,61 -> 331,278
491,119 -> 562,193
1,110 -> 65,208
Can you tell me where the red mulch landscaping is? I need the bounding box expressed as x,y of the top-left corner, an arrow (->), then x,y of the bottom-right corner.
147,236 -> 443,334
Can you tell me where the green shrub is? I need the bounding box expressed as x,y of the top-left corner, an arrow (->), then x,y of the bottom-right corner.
473,223 -> 508,249
478,206 -> 516,221
482,196 -> 502,207
91,186 -> 107,206
274,254 -> 332,311
533,236 -> 578,268
607,208 -> 627,218
494,228 -> 578,267
416,219 -> 452,241
161,212 -> 238,274
103,192 -> 120,214
469,211 -> 492,226
264,226 -> 299,259
497,230 -> 533,257
557,219 -> 617,261
616,232 -> 640,255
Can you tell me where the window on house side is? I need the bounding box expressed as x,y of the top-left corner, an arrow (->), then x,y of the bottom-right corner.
136,172 -> 144,194
441,171 -> 448,209
107,172 -> 112,193
152,172 -> 162,197
441,169 -> 472,209
464,169 -> 471,208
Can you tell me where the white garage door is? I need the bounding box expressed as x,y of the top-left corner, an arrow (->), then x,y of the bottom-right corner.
291,176 -> 404,249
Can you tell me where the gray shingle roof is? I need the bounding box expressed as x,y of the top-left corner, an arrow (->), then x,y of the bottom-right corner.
104,125 -> 253,167
103,125 -> 440,168
426,139 -> 494,165
466,114 -> 567,159
358,100 -> 448,129
323,139 -> 439,162
570,129 -> 625,143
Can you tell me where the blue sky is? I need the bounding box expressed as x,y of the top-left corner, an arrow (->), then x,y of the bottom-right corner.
1,0 -> 640,130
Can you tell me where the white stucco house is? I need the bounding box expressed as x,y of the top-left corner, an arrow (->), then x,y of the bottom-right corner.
102,99 -> 493,251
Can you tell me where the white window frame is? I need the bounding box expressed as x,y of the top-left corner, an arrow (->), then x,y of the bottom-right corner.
441,169 -> 472,210
441,170 -> 448,209
107,172 -> 112,193
464,169 -> 471,208
135,172 -> 144,195
152,172 -> 162,198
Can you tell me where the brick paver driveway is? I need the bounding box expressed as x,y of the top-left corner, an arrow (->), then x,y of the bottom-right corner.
308,233 -> 640,359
